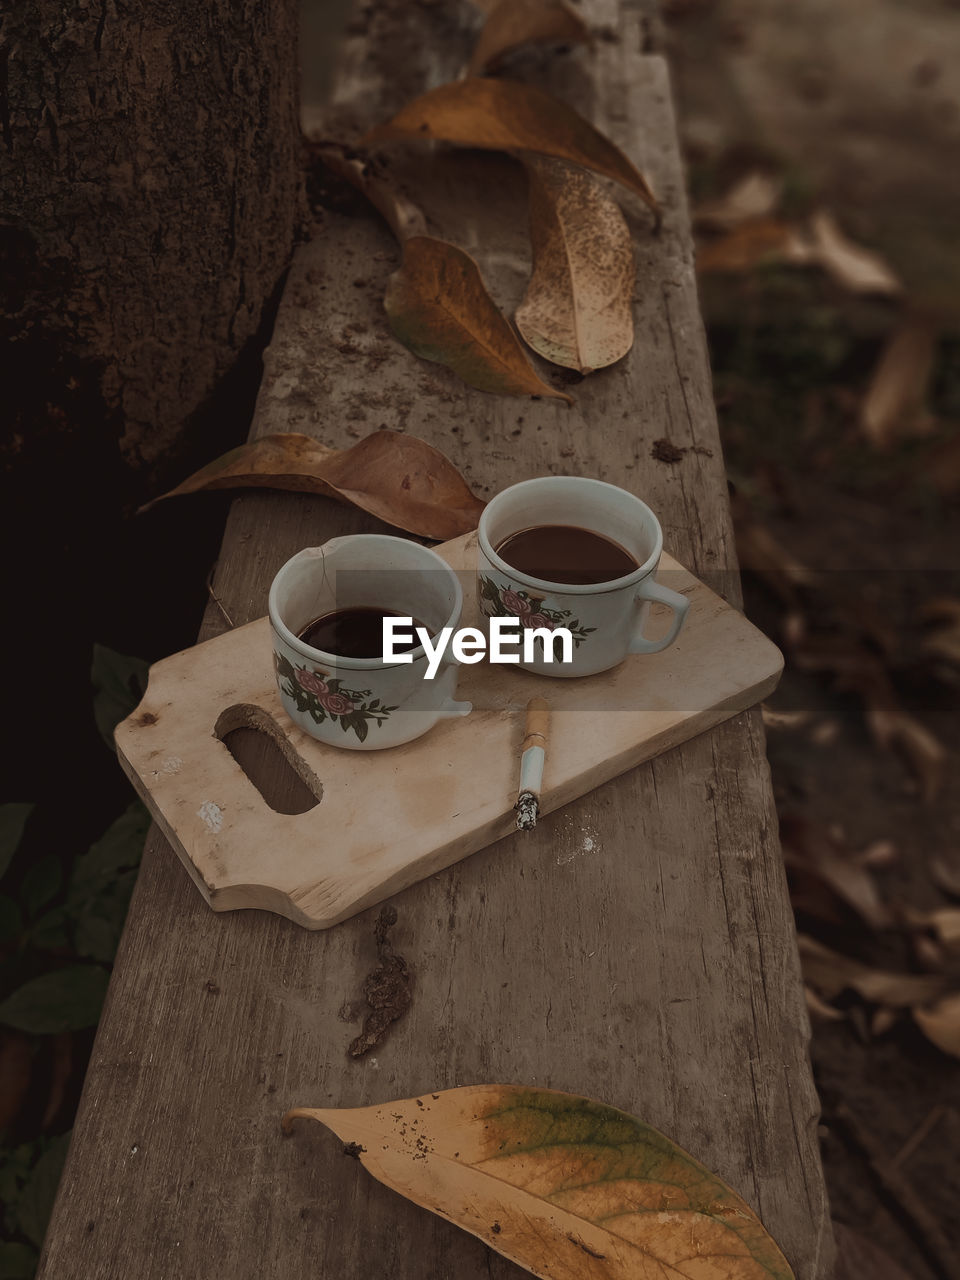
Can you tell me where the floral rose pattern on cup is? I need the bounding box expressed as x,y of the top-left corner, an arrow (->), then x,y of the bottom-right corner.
275,652 -> 397,743
477,575 -> 596,648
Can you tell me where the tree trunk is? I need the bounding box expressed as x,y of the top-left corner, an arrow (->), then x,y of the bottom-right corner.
1,0 -> 304,465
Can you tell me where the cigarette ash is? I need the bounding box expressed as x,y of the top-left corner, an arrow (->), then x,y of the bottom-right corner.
516,791 -> 539,831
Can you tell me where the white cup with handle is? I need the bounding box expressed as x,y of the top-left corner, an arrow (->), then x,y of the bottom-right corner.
476,476 -> 690,678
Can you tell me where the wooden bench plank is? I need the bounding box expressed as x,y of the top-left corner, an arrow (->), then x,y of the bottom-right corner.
38,6 -> 834,1277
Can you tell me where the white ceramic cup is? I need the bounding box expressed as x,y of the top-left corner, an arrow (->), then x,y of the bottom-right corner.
477,476 -> 690,678
268,535 -> 471,750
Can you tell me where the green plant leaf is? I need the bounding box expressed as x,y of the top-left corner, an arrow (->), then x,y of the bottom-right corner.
284,1084 -> 795,1280
91,644 -> 149,749
28,907 -> 68,952
21,855 -> 62,921
71,803 -> 149,891
0,897 -> 22,946
73,870 -> 138,962
16,1132 -> 71,1248
0,967 -> 109,1035
0,805 -> 33,883
0,1242 -> 37,1280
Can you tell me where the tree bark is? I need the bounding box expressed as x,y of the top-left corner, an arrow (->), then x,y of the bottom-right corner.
1,0 -> 304,464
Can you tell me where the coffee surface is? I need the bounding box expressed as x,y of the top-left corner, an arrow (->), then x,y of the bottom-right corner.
495,524 -> 639,585
298,608 -> 425,659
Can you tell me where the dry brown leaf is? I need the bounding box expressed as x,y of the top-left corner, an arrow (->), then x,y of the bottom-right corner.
385,236 -> 572,404
694,172 -> 783,232
142,430 -> 486,540
782,819 -> 890,929
696,218 -> 811,274
469,0 -> 589,76
761,705 -> 813,731
866,700 -> 944,804
855,839 -> 897,869
921,597 -> 960,668
914,992 -> 960,1059
364,79 -> 660,223
798,934 -> 948,1007
284,1084 -> 795,1279
870,1007 -> 899,1037
732,508 -> 817,606
316,144 -> 428,241
808,211 -> 901,296
930,856 -> 960,899
805,986 -> 845,1022
860,317 -> 936,449
906,906 -> 960,954
515,157 -> 634,374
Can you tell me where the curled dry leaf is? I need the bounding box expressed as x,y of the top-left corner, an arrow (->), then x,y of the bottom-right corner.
798,934 -> 949,1008
385,236 -> 572,404
781,818 -> 890,929
515,157 -> 634,374
914,992 -> 960,1059
860,317 -> 936,450
808,211 -> 901,297
469,0 -> 589,76
865,698 -> 944,804
906,906 -> 960,955
761,704 -> 813,731
805,986 -> 844,1022
696,218 -> 812,274
284,1085 -> 795,1280
141,430 -> 485,541
316,144 -> 428,242
364,79 -> 660,224
694,172 -> 783,232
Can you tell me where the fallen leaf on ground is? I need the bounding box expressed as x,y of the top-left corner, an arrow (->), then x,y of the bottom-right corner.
385,236 -> 572,404
782,818 -> 890,929
921,597 -> 960,668
761,705 -> 813,731
694,172 -> 783,231
732,507 -> 817,606
805,986 -> 845,1022
316,144 -> 428,241
696,218 -> 811,274
856,839 -> 897,868
798,935 -> 948,1007
142,430 -> 486,540
807,211 -> 901,296
364,79 -> 660,223
284,1085 -> 795,1279
870,1007 -> 899,1037
930,856 -> 960,899
860,317 -> 937,449
865,698 -> 944,804
469,0 -> 588,75
515,157 -> 634,373
905,907 -> 960,954
914,992 -> 960,1059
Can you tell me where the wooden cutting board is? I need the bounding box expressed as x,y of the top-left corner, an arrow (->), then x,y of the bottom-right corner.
115,531 -> 782,929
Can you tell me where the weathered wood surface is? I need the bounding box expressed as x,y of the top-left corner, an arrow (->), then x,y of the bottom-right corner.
115,539 -> 783,929
39,3 -> 835,1277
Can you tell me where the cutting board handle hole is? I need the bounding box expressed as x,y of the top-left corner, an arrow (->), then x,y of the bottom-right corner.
215,704 -> 322,815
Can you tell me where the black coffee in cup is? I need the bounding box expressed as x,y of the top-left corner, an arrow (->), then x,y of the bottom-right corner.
495,525 -> 638,586
298,608 -> 428,659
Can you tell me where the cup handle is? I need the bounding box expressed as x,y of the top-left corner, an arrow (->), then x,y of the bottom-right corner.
629,578 -> 690,655
439,698 -> 472,719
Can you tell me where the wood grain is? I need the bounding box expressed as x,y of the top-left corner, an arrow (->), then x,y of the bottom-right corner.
38,4 -> 835,1277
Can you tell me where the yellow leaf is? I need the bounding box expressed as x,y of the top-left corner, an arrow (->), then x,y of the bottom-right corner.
284,1084 -> 795,1280
516,157 -> 635,374
140,430 -> 486,541
364,79 -> 659,223
469,0 -> 589,76
385,236 -> 573,403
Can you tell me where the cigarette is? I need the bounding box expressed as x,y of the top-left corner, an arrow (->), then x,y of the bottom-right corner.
515,697 -> 550,831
